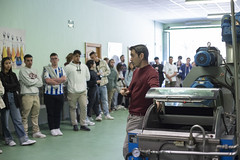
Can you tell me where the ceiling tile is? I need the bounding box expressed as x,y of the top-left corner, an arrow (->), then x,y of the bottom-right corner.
93,0 -> 240,23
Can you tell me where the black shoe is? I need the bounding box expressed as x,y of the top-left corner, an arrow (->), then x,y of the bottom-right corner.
80,125 -> 91,131
73,125 -> 79,131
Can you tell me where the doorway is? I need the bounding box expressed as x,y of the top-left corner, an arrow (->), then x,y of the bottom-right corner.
85,42 -> 102,62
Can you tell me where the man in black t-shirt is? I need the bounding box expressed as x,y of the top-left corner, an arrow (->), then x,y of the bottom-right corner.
152,57 -> 164,87
119,55 -> 127,77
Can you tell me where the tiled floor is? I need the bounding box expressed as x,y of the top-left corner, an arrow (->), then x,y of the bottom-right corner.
0,109 -> 128,160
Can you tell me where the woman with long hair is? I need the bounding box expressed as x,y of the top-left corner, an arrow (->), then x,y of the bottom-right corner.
116,63 -> 125,109
125,62 -> 135,87
124,62 -> 135,108
86,59 -> 102,122
107,59 -> 118,112
0,57 -> 36,146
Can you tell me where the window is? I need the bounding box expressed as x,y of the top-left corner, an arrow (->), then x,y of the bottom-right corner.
168,28 -> 226,63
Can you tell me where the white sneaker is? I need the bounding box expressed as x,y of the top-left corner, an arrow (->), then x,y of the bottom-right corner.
0,149 -> 2,154
86,118 -> 95,126
33,132 -> 46,138
95,115 -> 102,121
88,116 -> 94,121
51,129 -> 58,136
105,114 -> 114,120
117,105 -> 125,110
56,129 -> 63,136
87,121 -> 95,126
21,139 -> 36,146
6,140 -> 16,147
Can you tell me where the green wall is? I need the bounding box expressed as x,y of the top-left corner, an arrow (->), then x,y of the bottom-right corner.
0,0 -> 157,71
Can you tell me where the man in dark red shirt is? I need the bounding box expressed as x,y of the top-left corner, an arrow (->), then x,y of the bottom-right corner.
120,44 -> 159,158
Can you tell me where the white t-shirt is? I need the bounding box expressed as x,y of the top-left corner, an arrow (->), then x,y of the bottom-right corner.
163,62 -> 178,82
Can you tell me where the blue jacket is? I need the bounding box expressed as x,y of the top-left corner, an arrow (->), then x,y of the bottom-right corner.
179,64 -> 192,80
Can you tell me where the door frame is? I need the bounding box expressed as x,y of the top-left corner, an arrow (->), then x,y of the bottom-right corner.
85,42 -> 102,62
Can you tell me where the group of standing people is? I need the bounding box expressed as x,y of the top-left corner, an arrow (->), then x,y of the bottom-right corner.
0,49 -> 123,153
151,55 -> 193,87
0,54 -> 47,153
0,52 -> 71,153
58,50 -> 116,132
105,55 -> 135,112
0,44 -> 194,156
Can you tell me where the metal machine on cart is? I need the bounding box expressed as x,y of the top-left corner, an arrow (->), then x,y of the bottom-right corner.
127,3 -> 240,160
127,88 -> 237,160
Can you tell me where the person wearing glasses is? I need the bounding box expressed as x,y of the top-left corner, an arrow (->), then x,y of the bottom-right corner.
43,53 -> 66,136
64,50 -> 91,131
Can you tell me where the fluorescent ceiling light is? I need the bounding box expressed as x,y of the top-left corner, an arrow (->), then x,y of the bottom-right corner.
186,0 -> 236,4
169,24 -> 221,29
207,13 -> 229,19
185,20 -> 211,25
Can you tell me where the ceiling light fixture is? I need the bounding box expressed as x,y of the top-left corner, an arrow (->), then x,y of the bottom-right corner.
207,13 -> 230,19
168,24 -> 221,30
185,0 -> 235,4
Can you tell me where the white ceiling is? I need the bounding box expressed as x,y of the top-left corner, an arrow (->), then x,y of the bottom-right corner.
93,0 -> 240,23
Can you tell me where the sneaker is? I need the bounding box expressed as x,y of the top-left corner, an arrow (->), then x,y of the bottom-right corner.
80,125 -> 91,131
21,139 -> 36,146
88,116 -> 94,121
95,115 -> 102,121
0,149 -> 2,154
87,121 -> 95,126
73,125 -> 79,131
116,105 -> 125,110
51,129 -> 58,136
105,114 -> 114,120
6,140 -> 16,147
86,118 -> 95,126
56,129 -> 63,136
33,132 -> 46,138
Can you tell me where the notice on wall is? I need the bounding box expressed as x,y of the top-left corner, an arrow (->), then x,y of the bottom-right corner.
0,28 -> 25,68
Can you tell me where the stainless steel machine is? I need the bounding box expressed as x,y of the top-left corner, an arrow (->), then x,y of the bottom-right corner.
127,88 -> 237,160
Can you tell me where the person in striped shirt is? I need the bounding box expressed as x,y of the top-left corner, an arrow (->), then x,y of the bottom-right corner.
43,53 -> 66,136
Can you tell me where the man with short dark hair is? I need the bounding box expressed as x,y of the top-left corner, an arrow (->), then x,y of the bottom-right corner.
120,44 -> 159,158
64,50 -> 91,131
103,57 -> 109,64
179,57 -> 192,82
174,55 -> 183,87
43,53 -> 66,136
163,56 -> 178,87
19,54 -> 46,138
119,55 -> 127,77
152,57 -> 164,87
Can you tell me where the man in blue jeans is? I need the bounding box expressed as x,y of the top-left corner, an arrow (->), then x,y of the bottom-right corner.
90,51 -> 114,120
